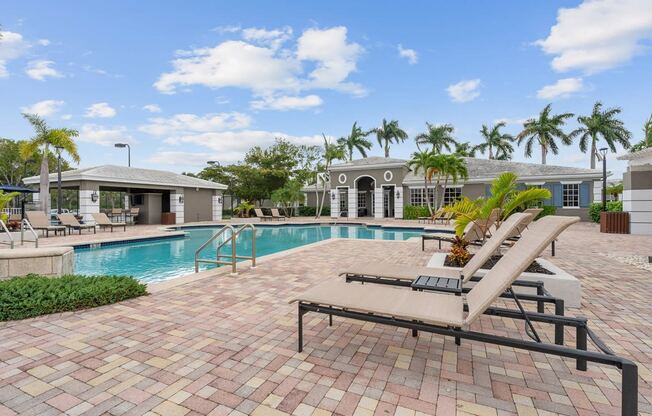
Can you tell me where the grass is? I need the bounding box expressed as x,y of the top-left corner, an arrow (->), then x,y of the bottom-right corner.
0,274 -> 147,321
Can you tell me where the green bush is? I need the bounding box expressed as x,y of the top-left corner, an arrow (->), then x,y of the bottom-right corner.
297,206 -> 317,217
0,274 -> 147,321
537,205 -> 557,219
589,201 -> 623,223
403,205 -> 431,220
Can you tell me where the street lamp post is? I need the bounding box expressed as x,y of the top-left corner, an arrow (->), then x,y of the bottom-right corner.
114,143 -> 131,167
600,147 -> 608,212
55,146 -> 63,214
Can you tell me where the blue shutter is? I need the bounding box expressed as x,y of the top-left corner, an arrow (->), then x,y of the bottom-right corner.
542,183 -> 553,206
485,184 -> 492,197
516,183 -> 526,191
551,183 -> 563,207
579,182 -> 590,207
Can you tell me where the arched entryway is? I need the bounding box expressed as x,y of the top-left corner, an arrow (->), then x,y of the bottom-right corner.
355,176 -> 375,217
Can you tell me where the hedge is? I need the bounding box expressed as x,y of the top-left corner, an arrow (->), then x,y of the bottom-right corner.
0,274 -> 147,321
403,205 -> 431,220
297,206 -> 317,216
536,205 -> 557,219
589,201 -> 623,223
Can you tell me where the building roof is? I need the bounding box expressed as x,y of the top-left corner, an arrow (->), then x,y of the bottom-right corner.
23,165 -> 227,190
330,156 -> 408,171
617,147 -> 652,161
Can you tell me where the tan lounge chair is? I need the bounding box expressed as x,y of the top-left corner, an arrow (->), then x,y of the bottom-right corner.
290,216 -> 638,416
254,208 -> 273,222
91,213 -> 126,232
58,213 -> 96,234
421,208 -> 501,250
271,208 -> 287,221
25,211 -> 66,237
506,208 -> 543,239
417,209 -> 443,224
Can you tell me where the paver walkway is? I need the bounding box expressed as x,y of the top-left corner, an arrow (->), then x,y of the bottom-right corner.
0,222 -> 650,415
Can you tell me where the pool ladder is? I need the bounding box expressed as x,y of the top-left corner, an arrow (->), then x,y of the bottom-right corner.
0,219 -> 39,249
194,224 -> 256,274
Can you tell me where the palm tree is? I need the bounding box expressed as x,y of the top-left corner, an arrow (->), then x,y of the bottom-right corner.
408,150 -> 436,214
337,122 -> 372,160
372,119 -> 408,157
572,102 -> 632,169
315,135 -> 345,218
415,123 -> 457,153
453,141 -> 476,157
428,154 -> 468,210
630,113 -> 652,152
474,122 -> 514,160
19,114 -> 80,213
516,104 -> 574,165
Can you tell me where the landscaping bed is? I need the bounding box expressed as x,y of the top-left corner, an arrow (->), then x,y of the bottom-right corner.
444,254 -> 553,274
0,274 -> 147,321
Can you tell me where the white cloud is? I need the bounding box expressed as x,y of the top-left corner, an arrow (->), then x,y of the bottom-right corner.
20,99 -> 64,116
78,124 -> 132,146
25,60 -> 63,80
85,102 -> 117,118
397,44 -> 418,64
494,117 -> 531,126
61,114 -> 72,120
446,79 -> 481,103
142,104 -> 162,113
536,0 -> 652,73
139,112 -> 251,136
242,26 -> 293,50
36,39 -> 51,46
0,31 -> 30,77
536,77 -> 584,99
250,94 -> 323,111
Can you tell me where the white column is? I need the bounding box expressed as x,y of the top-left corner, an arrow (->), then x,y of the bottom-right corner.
170,190 -> 185,224
79,188 -> 100,224
348,188 -> 357,218
124,194 -> 130,210
593,180 -> 602,203
394,187 -> 404,219
212,193 -> 223,221
374,188 -> 383,218
330,190 -> 339,218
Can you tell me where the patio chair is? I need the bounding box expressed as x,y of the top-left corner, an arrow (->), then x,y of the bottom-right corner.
25,211 -> 67,237
91,213 -> 126,232
58,213 -> 96,234
505,208 -> 543,239
438,211 -> 454,224
417,209 -> 443,224
110,208 -> 124,222
271,208 -> 287,221
291,215 -> 638,416
421,208 -> 501,250
254,208 -> 273,222
130,207 -> 140,224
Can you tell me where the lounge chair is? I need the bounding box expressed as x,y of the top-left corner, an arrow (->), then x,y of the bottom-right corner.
91,213 -> 126,232
438,211 -> 454,224
271,208 -> 287,221
254,208 -> 273,222
57,213 -> 96,234
417,210 -> 443,224
25,211 -> 66,237
505,207 -> 543,239
291,215 -> 638,416
421,208 -> 501,250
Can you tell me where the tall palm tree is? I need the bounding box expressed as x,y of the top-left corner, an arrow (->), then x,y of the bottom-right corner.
572,101 -> 632,169
315,135 -> 345,218
428,154 -> 468,210
453,141 -> 476,157
408,150 -> 436,214
372,119 -> 408,158
474,122 -> 514,160
630,113 -> 652,152
337,122 -> 372,160
415,123 -> 457,153
516,104 -> 574,165
19,114 -> 80,213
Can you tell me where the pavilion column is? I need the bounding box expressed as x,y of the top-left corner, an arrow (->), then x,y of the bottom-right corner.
374,188 -> 383,218
79,181 -> 100,224
124,194 -> 130,210
348,188 -> 357,218
170,189 -> 185,224
330,190 -> 339,218
394,187 -> 404,219
212,191 -> 223,221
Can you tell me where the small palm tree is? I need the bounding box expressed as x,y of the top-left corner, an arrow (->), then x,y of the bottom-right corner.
630,113 -> 652,152
428,154 -> 468,210
0,190 -> 21,223
315,135 -> 345,218
573,101 -> 632,169
408,150 -> 436,214
474,122 -> 514,160
453,141 -> 476,157
337,122 -> 372,160
607,183 -> 623,201
372,119 -> 408,157
415,123 -> 457,153
19,114 -> 80,213
517,104 -> 574,165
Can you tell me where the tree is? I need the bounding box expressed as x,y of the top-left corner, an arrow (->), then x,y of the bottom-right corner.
0,138 -> 72,186
372,119 -> 408,157
630,113 -> 652,152
19,114 -> 79,212
0,190 -> 20,222
337,122 -> 372,160
474,122 -> 514,160
453,141 -> 476,157
517,104 -> 574,165
315,135 -> 345,218
271,181 -> 304,216
607,183 -> 623,201
415,123 -> 457,154
408,150 -> 436,214
573,101 -> 632,169
428,154 -> 468,210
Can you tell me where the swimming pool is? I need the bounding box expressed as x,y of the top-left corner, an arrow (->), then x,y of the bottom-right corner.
74,224 -> 431,282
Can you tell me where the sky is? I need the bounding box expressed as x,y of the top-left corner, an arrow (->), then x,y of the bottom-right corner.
2,0 -> 652,177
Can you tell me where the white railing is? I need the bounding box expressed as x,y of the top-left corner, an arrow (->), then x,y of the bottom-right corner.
0,220 -> 15,249
1,208 -> 21,216
21,219 -> 39,248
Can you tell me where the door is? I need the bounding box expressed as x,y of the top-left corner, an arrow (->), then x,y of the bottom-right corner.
383,187 -> 394,218
338,189 -> 348,217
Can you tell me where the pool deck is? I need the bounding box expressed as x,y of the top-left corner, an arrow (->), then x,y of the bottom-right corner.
0,222 -> 651,415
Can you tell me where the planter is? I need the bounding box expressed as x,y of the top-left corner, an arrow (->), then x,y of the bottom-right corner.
427,252 -> 582,307
161,212 -> 176,225
600,211 -> 629,234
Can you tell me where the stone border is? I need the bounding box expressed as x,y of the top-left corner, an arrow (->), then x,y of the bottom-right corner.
1,246 -> 74,279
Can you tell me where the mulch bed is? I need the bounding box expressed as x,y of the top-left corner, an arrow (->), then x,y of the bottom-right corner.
444,254 -> 554,274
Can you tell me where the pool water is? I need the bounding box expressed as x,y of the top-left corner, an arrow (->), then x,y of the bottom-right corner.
74,224 -> 427,282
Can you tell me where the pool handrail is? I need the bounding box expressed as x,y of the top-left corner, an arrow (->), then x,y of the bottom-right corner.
194,224 -> 256,274
0,219 -> 15,249
20,218 -> 39,248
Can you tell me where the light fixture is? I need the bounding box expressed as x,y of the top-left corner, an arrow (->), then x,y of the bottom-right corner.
91,191 -> 99,202
396,189 -> 401,199
217,196 -> 223,204
114,143 -> 131,167
178,195 -> 184,204
331,192 -> 336,201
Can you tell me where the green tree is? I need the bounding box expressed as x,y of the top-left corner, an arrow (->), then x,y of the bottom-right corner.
573,101 -> 632,169
453,141 -> 476,157
474,122 -> 514,160
630,113 -> 652,152
517,104 -> 574,165
415,123 -> 457,154
315,135 -> 345,218
428,154 -> 468,210
19,114 -> 79,212
337,122 -> 372,160
607,183 -> 623,201
408,150 -> 437,214
0,190 -> 21,222
372,119 -> 408,157
271,180 -> 304,216
0,138 -> 71,186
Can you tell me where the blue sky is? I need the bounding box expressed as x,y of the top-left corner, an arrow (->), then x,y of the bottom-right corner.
2,0 -> 652,176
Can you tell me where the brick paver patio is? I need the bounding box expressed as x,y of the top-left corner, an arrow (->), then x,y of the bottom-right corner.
0,222 -> 650,415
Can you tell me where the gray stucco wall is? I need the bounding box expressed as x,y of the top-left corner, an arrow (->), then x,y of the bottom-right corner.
331,167 -> 407,188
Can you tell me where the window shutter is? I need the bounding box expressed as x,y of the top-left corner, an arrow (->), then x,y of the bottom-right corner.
579,182 -> 590,207
485,184 -> 492,197
542,183 -> 553,206
551,183 -> 563,207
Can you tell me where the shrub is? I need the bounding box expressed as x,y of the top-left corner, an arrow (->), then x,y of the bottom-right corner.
403,205 -> 431,220
0,274 -> 147,321
297,206 -> 316,217
448,236 -> 471,266
537,205 -> 557,219
589,201 -> 623,223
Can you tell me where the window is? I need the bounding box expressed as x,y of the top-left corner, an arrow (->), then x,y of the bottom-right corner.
562,183 -> 580,208
358,192 -> 366,209
443,187 -> 462,206
410,188 -> 424,206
